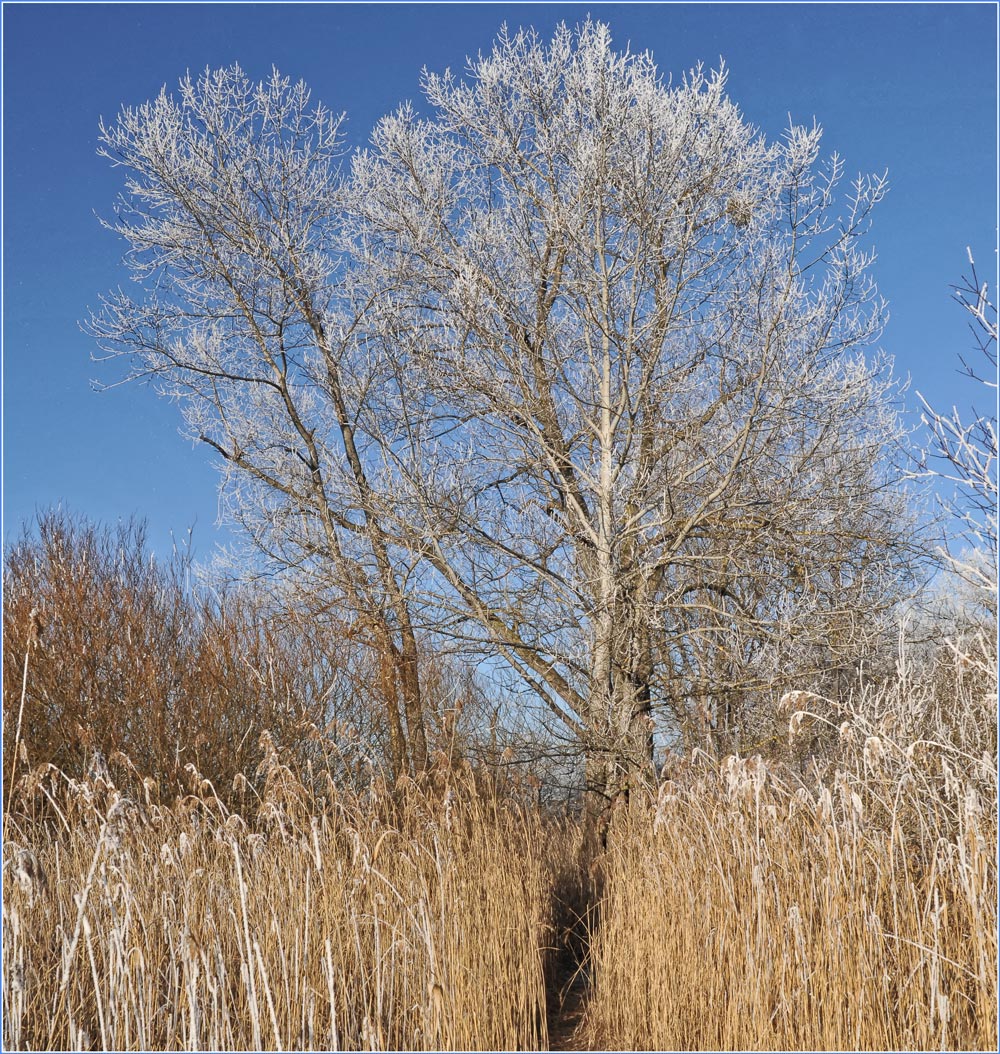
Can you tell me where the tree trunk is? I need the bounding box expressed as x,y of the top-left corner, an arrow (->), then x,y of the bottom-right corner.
583,749 -> 613,849
583,626 -> 657,841
376,640 -> 407,782
397,619 -> 428,773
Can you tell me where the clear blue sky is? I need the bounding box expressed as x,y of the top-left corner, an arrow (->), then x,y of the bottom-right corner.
3,2 -> 997,560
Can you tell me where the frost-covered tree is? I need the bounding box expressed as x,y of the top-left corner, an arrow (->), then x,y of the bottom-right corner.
917,248 -> 998,603
348,21 -> 915,807
91,24 -> 917,818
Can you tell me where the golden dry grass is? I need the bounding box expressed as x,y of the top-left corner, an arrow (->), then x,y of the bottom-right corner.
586,720 -> 997,1050
3,673 -> 996,1051
3,762 -> 563,1051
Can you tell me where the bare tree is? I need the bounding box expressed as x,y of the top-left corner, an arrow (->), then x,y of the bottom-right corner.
347,22 -> 915,811
90,28 -> 917,821
916,247 -> 998,601
89,67 -> 428,780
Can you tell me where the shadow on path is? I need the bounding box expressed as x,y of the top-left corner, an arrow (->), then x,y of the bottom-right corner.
543,854 -> 601,1052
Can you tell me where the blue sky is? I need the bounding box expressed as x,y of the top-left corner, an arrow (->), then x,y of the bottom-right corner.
3,2 -> 997,560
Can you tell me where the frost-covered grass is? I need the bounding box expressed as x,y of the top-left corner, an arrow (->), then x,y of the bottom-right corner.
3,765 -> 567,1051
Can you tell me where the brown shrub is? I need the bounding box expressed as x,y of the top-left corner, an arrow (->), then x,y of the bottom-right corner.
2,510 -> 330,811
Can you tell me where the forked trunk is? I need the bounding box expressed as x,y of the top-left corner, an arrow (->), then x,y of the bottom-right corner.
582,671 -> 656,845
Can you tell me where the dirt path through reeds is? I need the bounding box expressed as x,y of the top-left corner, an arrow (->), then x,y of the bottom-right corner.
544,865 -> 600,1052
546,956 -> 591,1051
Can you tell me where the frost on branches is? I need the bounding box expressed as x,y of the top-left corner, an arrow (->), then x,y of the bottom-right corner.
90,23 -> 916,813
917,248 -> 998,600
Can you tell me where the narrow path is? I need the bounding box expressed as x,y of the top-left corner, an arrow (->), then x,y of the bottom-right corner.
546,956 -> 591,1051
543,873 -> 599,1052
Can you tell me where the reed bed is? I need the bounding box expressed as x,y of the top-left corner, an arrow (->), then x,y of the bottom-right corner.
4,667 -> 996,1050
587,705 -> 998,1051
2,755 -> 560,1051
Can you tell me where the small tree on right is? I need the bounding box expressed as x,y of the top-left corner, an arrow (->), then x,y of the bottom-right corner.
917,248 -> 998,606
909,249 -> 998,759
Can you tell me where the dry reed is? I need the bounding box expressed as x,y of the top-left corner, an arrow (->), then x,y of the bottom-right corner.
3,758 -> 558,1051
586,674 -> 998,1051
4,626 -> 996,1051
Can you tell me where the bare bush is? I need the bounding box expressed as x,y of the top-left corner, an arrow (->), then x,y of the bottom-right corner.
2,510 -> 335,809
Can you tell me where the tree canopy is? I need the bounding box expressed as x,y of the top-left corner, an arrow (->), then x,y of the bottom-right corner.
90,21 -> 917,812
